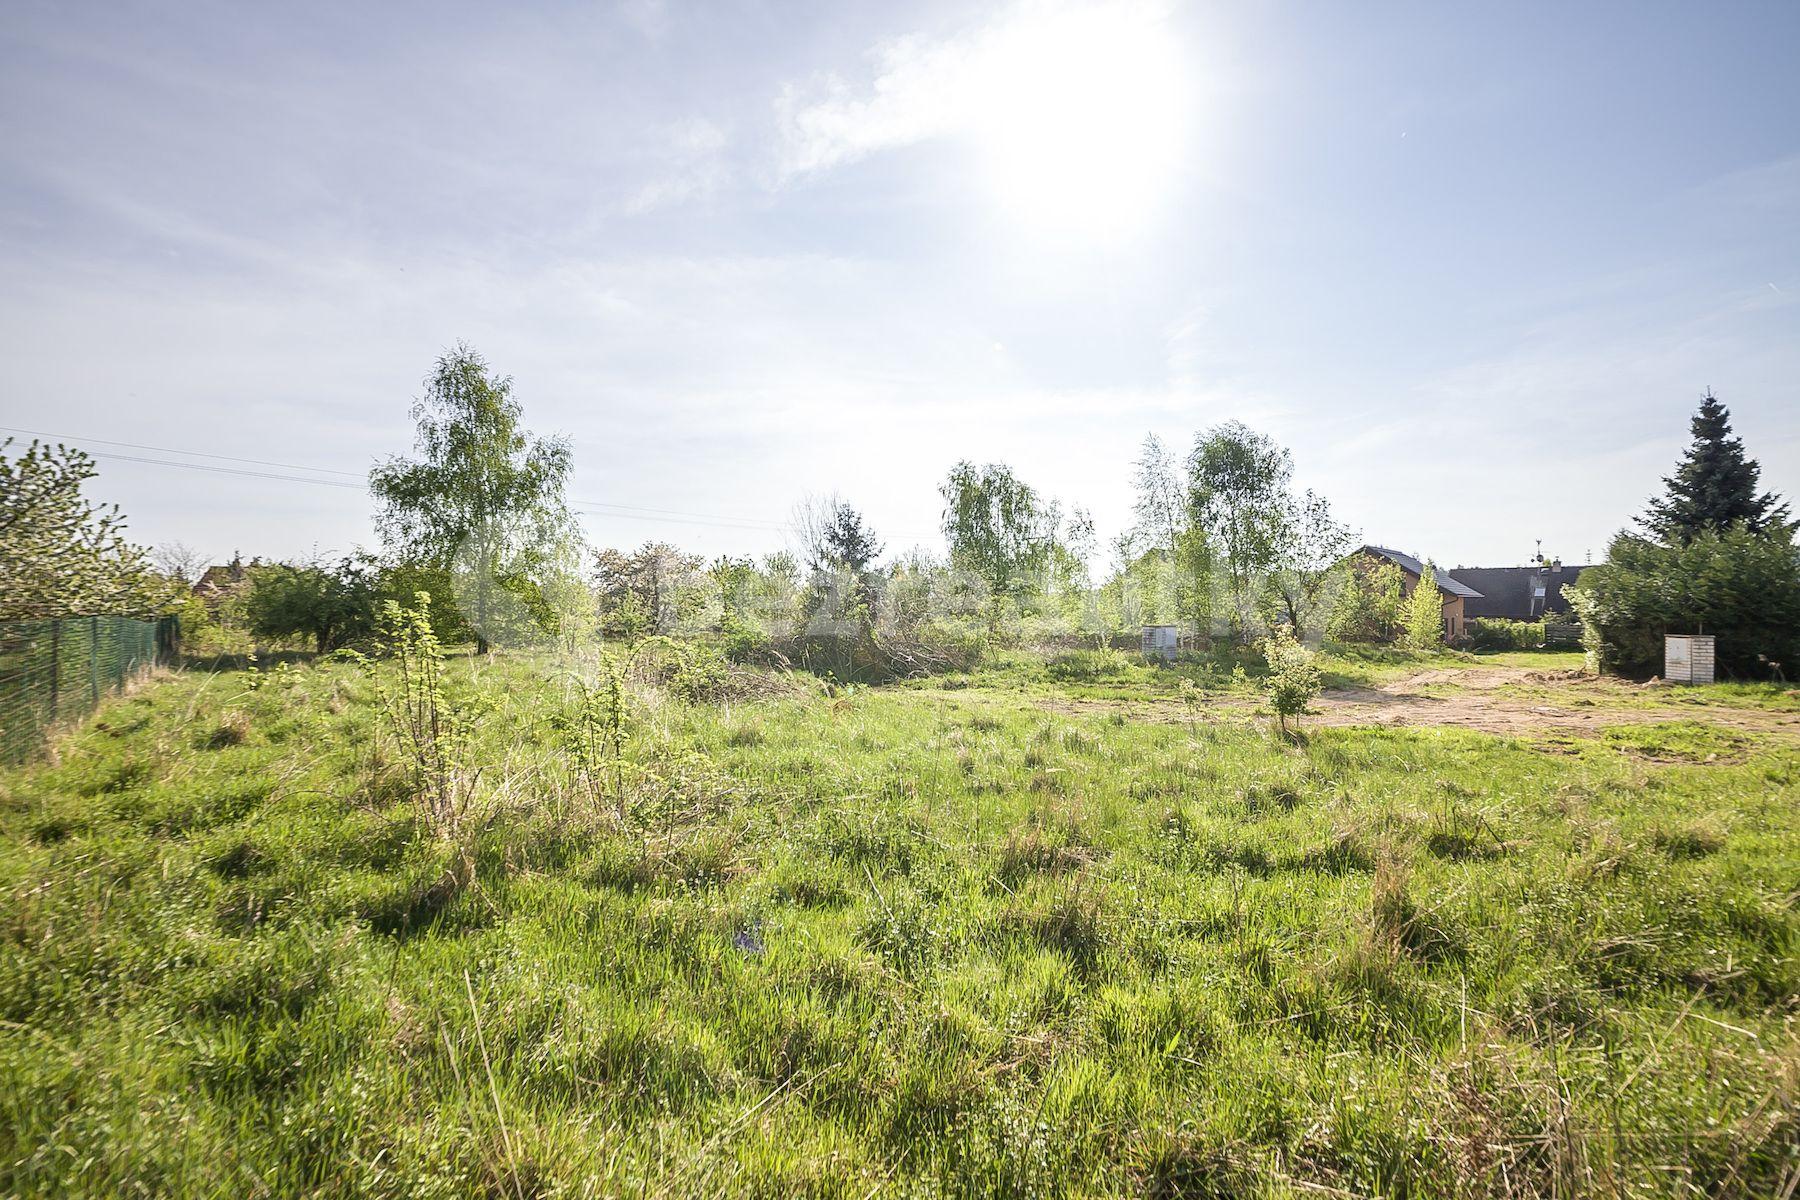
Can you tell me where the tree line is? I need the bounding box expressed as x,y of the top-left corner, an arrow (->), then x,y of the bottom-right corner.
3,344 -> 1793,681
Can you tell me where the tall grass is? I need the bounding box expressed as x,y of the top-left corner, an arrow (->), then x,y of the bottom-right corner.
0,648 -> 1794,1197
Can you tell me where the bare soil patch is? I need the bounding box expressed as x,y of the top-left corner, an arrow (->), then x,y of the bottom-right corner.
1310,667 -> 1800,743
1014,667 -> 1800,746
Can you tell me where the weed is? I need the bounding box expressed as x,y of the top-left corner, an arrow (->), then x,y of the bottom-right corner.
1138,1135 -> 1255,1200
1,647 -> 1795,1197
993,889 -> 1108,976
1369,855 -> 1467,963
994,813 -> 1093,884
362,593 -> 488,845
1425,800 -> 1507,861
1649,820 -> 1726,859
550,657 -> 633,823
205,710 -> 252,749
858,887 -> 943,976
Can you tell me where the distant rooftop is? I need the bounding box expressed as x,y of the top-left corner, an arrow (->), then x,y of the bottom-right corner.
1450,564 -> 1592,619
1359,546 -> 1482,598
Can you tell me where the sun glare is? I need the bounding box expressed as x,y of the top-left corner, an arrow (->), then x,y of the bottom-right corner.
969,5 -> 1189,240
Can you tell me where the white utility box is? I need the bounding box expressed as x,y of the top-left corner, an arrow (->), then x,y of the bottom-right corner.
1664,634 -> 1716,685
1141,624 -> 1179,662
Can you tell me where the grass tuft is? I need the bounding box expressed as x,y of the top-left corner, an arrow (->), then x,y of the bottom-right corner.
0,651 -> 1793,1197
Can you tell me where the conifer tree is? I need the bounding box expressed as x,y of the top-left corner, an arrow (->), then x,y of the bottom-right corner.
823,504 -> 883,574
1641,392 -> 1790,543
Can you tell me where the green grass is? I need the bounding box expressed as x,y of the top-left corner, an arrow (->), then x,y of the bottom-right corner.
1496,674 -> 1800,716
1,654 -> 1796,1197
910,641 -> 1564,702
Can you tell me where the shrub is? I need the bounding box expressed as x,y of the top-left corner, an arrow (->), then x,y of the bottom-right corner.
666,641 -> 731,703
1327,558 -> 1404,643
1403,563 -> 1445,650
1568,527 -> 1800,678
1046,648 -> 1134,681
718,613 -> 772,664
1467,618 -> 1544,651
1261,626 -> 1320,734
243,556 -> 381,653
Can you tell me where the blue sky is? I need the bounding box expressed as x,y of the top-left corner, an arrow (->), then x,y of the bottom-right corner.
3,0 -> 1796,570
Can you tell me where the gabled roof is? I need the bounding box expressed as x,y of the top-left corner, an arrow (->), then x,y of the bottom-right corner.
1358,546 -> 1482,598
1449,565 -> 1591,619
193,562 -> 249,594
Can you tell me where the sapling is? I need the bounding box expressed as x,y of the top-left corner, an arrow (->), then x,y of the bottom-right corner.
552,656 -> 633,824
1178,677 -> 1202,735
366,591 -> 486,842
1262,624 -> 1321,736
1404,563 -> 1446,650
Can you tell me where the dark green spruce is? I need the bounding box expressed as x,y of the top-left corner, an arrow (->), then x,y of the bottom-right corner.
1640,391 -> 1791,543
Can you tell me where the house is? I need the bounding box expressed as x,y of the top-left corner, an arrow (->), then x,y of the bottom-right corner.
1355,546 -> 1481,642
192,556 -> 251,605
1446,562 -> 1591,622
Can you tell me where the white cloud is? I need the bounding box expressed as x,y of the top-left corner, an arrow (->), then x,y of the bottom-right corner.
623,117 -> 732,214
774,30 -> 974,179
773,0 -> 1179,185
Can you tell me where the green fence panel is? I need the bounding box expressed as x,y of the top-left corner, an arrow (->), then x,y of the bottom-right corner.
0,616 -> 177,763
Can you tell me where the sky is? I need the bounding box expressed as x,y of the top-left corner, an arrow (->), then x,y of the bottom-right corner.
3,0 -> 1797,572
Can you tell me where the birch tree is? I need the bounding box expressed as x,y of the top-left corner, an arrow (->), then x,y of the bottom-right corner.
370,344 -> 574,654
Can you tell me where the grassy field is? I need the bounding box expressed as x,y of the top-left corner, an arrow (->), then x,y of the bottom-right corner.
1,647 -> 1796,1198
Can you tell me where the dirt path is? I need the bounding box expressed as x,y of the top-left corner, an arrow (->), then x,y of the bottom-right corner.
1015,667 -> 1800,744
1311,666 -> 1800,741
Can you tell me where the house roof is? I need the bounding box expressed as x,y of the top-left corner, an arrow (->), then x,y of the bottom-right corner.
1448,565 -> 1591,619
193,562 -> 249,594
1359,546 -> 1483,598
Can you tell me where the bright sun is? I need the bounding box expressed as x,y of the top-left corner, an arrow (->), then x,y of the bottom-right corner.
969,5 -> 1189,239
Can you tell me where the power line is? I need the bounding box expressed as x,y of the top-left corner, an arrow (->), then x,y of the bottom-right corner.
5,424 -> 792,530
83,450 -> 367,490
7,424 -> 939,540
1,425 -> 365,479
76,450 -> 785,531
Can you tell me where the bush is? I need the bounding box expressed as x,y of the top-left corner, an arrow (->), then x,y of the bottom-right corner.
1403,563 -> 1445,650
1467,618 -> 1544,651
244,556 -> 378,653
1261,625 -> 1320,733
1046,648 -> 1134,681
374,562 -> 473,645
1568,527 -> 1800,678
718,613 -> 772,664
1328,558 -> 1404,643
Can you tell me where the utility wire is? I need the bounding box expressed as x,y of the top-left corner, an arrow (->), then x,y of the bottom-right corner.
1,424 -> 365,478
5,424 -> 792,531
77,449 -> 786,532
4,424 -> 941,540
82,450 -> 366,490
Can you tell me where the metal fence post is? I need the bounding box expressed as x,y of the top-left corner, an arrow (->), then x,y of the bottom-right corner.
4,615 -> 173,763
49,620 -> 60,718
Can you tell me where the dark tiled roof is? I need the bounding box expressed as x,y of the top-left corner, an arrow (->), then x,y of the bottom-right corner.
1448,565 -> 1591,620
1360,546 -> 1482,598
